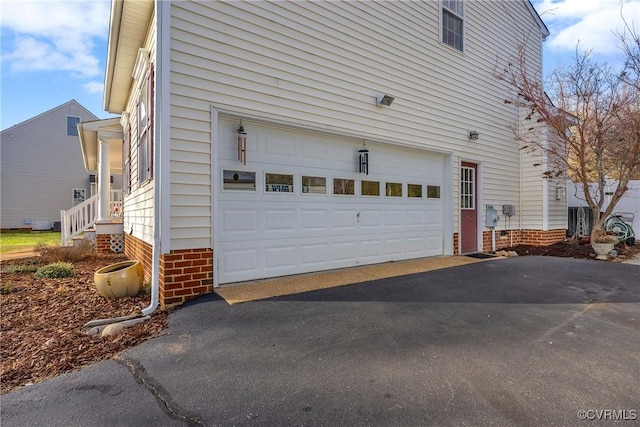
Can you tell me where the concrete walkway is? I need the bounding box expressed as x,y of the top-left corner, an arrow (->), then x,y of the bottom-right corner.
3,256 -> 639,426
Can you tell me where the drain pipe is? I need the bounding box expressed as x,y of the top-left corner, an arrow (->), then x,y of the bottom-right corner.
82,1 -> 168,334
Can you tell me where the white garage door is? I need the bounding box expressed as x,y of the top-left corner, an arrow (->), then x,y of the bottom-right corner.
216,120 -> 446,284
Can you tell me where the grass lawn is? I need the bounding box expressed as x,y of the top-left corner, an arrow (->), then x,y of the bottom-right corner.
0,232 -> 61,254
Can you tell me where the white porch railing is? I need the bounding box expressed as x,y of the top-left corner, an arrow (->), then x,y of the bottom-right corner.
60,190 -> 123,246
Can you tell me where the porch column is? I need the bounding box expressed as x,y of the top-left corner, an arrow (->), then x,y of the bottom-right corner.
97,136 -> 111,221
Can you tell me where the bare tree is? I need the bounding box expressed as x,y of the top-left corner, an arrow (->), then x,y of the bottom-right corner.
500,31 -> 640,243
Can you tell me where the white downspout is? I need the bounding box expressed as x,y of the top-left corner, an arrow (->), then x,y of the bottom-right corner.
83,0 -> 167,332
142,0 -> 169,316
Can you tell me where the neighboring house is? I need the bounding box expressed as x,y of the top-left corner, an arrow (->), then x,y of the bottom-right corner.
0,100 -> 102,231
84,0 -> 560,309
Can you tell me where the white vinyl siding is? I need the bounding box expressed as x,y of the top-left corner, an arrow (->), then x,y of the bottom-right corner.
121,14 -> 157,246
166,1 -> 544,251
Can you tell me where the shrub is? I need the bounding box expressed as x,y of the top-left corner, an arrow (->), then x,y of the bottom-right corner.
35,240 -> 93,263
3,261 -> 39,274
1,282 -> 16,294
34,262 -> 74,279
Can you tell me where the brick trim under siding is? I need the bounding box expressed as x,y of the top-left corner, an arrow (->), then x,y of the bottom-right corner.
160,249 -> 214,310
96,234 -> 111,253
519,229 -> 567,246
455,229 -> 567,254
124,234 -> 153,283
123,234 -> 214,310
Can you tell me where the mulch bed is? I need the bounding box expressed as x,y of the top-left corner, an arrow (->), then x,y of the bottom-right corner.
1,252 -> 168,394
503,239 -> 640,260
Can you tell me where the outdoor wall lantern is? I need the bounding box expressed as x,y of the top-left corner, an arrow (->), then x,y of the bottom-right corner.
237,119 -> 247,165
468,130 -> 480,140
376,94 -> 395,107
358,142 -> 369,175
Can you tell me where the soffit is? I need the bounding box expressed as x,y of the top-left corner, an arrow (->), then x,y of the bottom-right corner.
104,0 -> 154,114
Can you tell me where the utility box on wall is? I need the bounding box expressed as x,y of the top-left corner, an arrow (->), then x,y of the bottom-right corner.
486,209 -> 499,227
32,219 -> 50,231
502,204 -> 517,216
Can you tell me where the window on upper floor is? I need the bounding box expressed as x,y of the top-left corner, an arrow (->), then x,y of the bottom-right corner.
67,116 -> 80,136
442,0 -> 464,52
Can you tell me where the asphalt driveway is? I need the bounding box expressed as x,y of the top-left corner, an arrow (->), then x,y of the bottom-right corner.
3,256 -> 639,426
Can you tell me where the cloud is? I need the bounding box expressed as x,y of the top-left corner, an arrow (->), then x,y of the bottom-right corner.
0,0 -> 110,77
533,0 -> 640,55
83,81 -> 104,95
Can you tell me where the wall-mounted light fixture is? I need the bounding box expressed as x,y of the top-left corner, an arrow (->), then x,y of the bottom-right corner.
358,142 -> 369,175
237,119 -> 247,165
376,94 -> 395,107
468,130 -> 479,140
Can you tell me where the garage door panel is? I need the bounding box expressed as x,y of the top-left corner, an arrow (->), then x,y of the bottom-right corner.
331,240 -> 358,263
384,209 -> 405,226
222,248 -> 259,276
406,209 -> 427,226
333,209 -> 358,230
301,208 -> 330,231
301,242 -> 330,266
382,238 -> 404,257
359,209 -> 383,227
406,236 -> 426,253
265,245 -> 298,270
360,239 -> 383,260
222,209 -> 259,234
264,208 -> 297,232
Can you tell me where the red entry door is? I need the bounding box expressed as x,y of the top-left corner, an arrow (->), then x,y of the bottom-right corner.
460,162 -> 477,253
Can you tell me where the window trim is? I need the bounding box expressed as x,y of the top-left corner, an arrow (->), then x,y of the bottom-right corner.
137,63 -> 154,185
440,0 -> 465,53
123,123 -> 132,195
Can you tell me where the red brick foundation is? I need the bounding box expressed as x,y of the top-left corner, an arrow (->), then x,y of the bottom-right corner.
519,229 -> 567,246
96,234 -> 111,253
123,235 -> 213,310
455,229 -> 566,254
160,249 -> 214,310
124,234 -> 153,282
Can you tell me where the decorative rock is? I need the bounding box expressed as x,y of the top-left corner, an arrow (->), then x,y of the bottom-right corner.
508,251 -> 519,257
495,250 -> 509,257
101,323 -> 126,337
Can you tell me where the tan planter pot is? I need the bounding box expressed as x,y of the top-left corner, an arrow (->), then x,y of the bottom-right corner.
592,243 -> 614,260
94,260 -> 144,298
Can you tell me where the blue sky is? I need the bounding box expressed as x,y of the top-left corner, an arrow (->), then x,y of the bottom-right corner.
1,0 -> 639,131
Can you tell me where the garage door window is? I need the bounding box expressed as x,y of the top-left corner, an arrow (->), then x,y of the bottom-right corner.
302,176 -> 326,194
408,184 -> 422,198
361,180 -> 380,196
223,170 -> 256,191
333,178 -> 355,195
386,182 -> 403,197
266,173 -> 294,193
427,185 -> 441,199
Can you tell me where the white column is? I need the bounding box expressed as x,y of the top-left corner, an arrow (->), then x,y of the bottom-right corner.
97,137 -> 111,221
